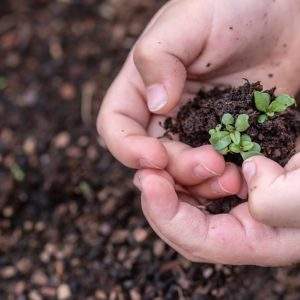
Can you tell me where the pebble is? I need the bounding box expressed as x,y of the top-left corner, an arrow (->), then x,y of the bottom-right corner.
95,289 -> 107,299
23,137 -> 37,155
57,283 -> 72,300
28,290 -> 42,300
153,240 -> 165,257
16,257 -> 32,274
203,267 -> 214,279
14,281 -> 26,295
53,132 -> 71,149
31,270 -> 48,286
132,228 -> 148,243
1,266 -> 16,279
129,289 -> 141,300
60,83 -> 76,101
110,229 -> 128,244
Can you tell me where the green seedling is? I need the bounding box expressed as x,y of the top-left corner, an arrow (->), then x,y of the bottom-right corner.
254,91 -> 296,123
209,113 -> 261,160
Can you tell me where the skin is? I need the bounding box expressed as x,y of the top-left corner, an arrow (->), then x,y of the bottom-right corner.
98,0 -> 300,265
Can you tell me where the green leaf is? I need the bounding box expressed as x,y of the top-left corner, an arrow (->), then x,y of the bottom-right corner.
254,91 -> 270,113
241,134 -> 251,142
266,111 -> 275,117
230,131 -> 241,145
209,129 -> 216,135
219,147 -> 229,155
226,124 -> 235,132
268,94 -> 296,113
241,141 -> 254,151
252,142 -> 261,153
235,114 -> 250,132
222,113 -> 234,126
209,131 -> 231,151
241,151 -> 261,161
240,142 -> 262,160
229,143 -> 241,153
258,114 -> 268,124
216,124 -> 222,131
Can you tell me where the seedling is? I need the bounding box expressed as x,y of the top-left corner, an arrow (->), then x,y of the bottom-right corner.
209,113 -> 261,160
254,91 -> 296,123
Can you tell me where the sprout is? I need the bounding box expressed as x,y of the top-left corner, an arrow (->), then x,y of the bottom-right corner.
209,113 -> 261,160
254,91 -> 295,123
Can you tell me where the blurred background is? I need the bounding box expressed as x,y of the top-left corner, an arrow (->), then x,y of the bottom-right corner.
1,1 -> 300,299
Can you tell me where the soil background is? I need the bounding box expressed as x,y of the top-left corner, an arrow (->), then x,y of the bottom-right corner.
1,1 -> 300,299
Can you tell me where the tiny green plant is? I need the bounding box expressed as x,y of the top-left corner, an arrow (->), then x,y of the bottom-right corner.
209,113 -> 261,160
254,91 -> 296,123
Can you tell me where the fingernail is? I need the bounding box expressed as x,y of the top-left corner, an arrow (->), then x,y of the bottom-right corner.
242,160 -> 256,183
146,84 -> 168,112
210,179 -> 232,195
139,158 -> 161,169
194,162 -> 221,178
133,174 -> 142,190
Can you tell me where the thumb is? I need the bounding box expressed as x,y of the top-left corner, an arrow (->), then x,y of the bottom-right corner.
133,0 -> 212,114
242,155 -> 300,228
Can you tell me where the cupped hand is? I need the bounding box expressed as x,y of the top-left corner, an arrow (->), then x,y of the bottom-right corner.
98,0 -> 300,265
134,167 -> 300,266
98,0 -> 300,170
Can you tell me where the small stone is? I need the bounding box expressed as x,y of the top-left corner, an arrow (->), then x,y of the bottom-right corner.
57,284 -> 72,300
14,281 -> 26,295
1,266 -> 16,279
23,137 -> 37,155
129,289 -> 141,300
132,228 -> 148,243
29,290 -> 42,300
16,257 -> 32,274
35,221 -> 46,232
53,132 -> 71,149
153,240 -> 165,257
60,83 -> 76,101
95,289 -> 107,299
31,270 -> 48,286
40,286 -> 56,297
3,206 -> 14,218
203,267 -> 214,279
110,229 -> 128,244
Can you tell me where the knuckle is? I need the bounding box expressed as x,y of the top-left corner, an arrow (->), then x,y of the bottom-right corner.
133,39 -> 156,67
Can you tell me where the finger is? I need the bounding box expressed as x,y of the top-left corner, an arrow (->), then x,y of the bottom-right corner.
162,141 -> 225,186
97,55 -> 168,169
242,155 -> 300,228
133,0 -> 211,114
138,169 -> 300,265
188,163 -> 242,200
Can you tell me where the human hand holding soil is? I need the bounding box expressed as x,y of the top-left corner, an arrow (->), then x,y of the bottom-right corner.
98,0 -> 300,265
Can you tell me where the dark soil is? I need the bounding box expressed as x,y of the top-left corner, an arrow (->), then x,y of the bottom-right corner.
165,81 -> 297,167
1,1 -> 300,300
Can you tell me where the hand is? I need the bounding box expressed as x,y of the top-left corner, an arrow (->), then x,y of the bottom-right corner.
98,0 -> 300,170
134,168 -> 300,266
242,148 -> 300,228
98,0 -> 300,265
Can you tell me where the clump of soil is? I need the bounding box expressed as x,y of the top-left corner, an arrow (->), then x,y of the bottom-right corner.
165,80 -> 297,166
164,80 -> 298,214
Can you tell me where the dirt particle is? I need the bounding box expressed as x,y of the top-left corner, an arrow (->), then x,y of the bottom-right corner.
229,26 -> 233,30
268,73 -> 273,78
206,63 -> 211,67
53,132 -> 71,149
0,266 -> 16,279
57,284 -> 72,300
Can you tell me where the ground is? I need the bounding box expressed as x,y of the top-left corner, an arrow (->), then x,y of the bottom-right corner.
1,1 -> 300,299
